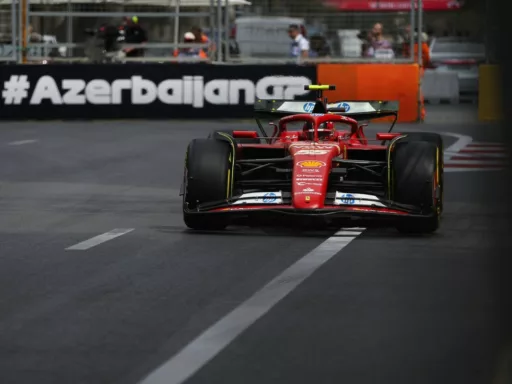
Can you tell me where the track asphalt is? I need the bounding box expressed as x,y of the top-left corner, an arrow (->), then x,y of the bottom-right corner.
0,105 -> 507,384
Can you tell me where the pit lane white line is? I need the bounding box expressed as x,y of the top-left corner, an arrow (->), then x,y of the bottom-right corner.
139,227 -> 365,384
8,139 -> 38,146
66,228 -> 134,250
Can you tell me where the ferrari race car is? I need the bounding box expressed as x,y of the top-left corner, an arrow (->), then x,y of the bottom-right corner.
180,84 -> 443,234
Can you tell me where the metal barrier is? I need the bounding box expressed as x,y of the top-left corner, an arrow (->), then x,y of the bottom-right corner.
0,1 -> 17,63
2,0 -> 232,63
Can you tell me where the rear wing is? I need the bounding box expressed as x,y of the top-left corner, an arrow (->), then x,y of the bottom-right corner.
254,99 -> 327,116
326,100 -> 399,121
254,99 -> 399,120
254,84 -> 400,133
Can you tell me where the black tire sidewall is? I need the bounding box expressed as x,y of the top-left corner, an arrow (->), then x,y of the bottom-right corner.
391,139 -> 439,213
184,138 -> 233,209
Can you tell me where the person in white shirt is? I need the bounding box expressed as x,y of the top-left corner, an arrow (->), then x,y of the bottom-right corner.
288,24 -> 309,59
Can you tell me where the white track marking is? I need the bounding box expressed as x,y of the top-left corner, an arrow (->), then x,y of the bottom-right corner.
443,132 -> 473,153
445,159 -> 506,165
444,152 -> 507,158
445,167 -> 504,172
66,228 -> 134,250
441,133 -> 507,171
8,139 -> 37,146
139,228 -> 365,384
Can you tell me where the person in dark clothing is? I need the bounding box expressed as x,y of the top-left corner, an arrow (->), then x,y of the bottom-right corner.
98,24 -> 121,52
84,23 -> 121,62
120,16 -> 147,57
309,35 -> 331,57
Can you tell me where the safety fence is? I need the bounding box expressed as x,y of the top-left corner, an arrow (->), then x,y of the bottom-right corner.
0,0 -> 450,64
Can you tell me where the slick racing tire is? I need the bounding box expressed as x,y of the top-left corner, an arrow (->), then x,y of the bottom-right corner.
207,130 -> 261,144
393,132 -> 444,214
397,132 -> 443,150
183,138 -> 232,230
390,139 -> 442,234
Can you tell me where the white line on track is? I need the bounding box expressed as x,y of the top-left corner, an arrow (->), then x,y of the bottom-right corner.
445,167 -> 505,172
445,159 -> 506,165
66,228 -> 134,250
443,132 -> 473,153
444,152 -> 507,158
139,227 -> 365,384
8,139 -> 38,146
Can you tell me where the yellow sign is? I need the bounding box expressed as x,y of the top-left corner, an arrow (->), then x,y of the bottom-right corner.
297,160 -> 326,168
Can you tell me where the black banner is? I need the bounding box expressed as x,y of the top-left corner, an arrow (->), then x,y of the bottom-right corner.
0,64 -> 317,119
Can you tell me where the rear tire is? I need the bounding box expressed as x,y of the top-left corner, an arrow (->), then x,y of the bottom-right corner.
183,138 -> 233,230
398,132 -> 443,149
390,138 -> 442,234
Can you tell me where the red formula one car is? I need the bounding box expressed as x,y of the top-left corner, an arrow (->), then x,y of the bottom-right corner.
181,85 -> 443,234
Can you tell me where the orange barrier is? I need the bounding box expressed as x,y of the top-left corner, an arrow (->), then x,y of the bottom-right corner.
317,64 -> 420,122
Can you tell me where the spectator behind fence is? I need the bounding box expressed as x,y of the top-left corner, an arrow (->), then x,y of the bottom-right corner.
288,24 -> 309,59
402,25 -> 430,121
119,16 -> 147,58
191,26 -> 215,57
363,23 -> 394,59
173,32 -> 208,61
402,25 -> 430,67
309,35 -> 331,58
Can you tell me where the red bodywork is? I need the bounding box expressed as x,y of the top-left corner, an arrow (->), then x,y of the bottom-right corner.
194,113 -> 418,224
262,113 -> 383,210
183,87 -> 440,228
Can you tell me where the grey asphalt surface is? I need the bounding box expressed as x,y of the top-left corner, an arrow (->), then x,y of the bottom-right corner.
0,105 -> 507,384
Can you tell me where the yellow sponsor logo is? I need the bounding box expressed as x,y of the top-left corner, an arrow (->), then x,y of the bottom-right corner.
296,160 -> 326,168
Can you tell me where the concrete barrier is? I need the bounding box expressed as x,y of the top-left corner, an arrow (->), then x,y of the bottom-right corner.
423,70 -> 460,104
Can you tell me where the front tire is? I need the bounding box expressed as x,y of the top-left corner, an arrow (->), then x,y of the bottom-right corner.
396,132 -> 444,213
183,138 -> 233,230
390,138 -> 442,234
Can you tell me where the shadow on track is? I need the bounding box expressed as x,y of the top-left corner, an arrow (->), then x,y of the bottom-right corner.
153,225 -> 445,239
152,225 -> 343,238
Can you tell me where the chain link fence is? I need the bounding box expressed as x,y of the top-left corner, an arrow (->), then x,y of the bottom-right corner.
1,0 -> 236,63
0,0 -> 486,64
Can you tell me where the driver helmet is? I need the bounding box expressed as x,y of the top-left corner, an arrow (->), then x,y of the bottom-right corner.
319,121 -> 335,140
302,121 -> 313,139
303,121 -> 335,141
